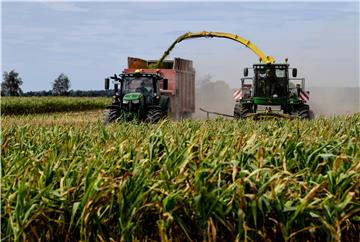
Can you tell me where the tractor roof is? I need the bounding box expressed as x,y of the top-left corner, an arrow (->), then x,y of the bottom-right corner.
253,63 -> 289,68
121,72 -> 162,79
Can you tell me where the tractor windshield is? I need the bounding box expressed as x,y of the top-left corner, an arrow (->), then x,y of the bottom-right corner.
254,65 -> 288,98
123,77 -> 154,96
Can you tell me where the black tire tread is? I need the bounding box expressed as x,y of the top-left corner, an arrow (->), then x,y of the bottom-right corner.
145,109 -> 162,123
297,109 -> 314,120
234,103 -> 249,120
104,109 -> 120,124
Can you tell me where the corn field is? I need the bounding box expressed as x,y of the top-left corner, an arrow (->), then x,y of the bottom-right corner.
1,97 -> 111,115
1,113 -> 360,241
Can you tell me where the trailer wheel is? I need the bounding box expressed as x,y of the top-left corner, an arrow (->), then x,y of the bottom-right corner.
145,109 -> 162,123
104,109 -> 120,124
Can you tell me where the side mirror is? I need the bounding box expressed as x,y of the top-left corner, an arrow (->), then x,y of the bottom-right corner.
292,68 -> 297,77
163,79 -> 168,90
105,78 -> 110,90
244,68 -> 248,77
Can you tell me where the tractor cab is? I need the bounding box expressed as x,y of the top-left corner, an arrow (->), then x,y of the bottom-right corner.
124,76 -> 154,95
253,64 -> 289,99
243,63 -> 297,105
122,73 -> 160,105
105,71 -> 167,105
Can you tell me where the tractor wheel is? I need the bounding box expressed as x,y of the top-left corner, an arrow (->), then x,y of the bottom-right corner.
308,110 -> 315,119
234,103 -> 241,119
145,109 -> 162,123
297,109 -> 314,120
234,103 -> 249,119
104,109 -> 120,124
241,108 -> 250,118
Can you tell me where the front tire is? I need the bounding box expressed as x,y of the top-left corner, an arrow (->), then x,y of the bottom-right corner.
145,109 -> 162,123
293,106 -> 314,120
298,109 -> 314,120
234,103 -> 249,120
234,103 -> 241,119
104,109 -> 120,124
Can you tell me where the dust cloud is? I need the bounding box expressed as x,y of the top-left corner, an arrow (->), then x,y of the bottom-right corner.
193,75 -> 359,119
193,75 -> 236,119
308,87 -> 359,117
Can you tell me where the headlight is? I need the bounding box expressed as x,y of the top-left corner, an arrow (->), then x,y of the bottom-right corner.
123,100 -> 129,104
132,99 -> 139,104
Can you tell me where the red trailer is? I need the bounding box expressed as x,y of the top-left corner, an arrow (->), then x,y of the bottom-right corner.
124,57 -> 195,119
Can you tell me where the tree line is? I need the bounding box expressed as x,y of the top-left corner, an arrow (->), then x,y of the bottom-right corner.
1,70 -> 111,97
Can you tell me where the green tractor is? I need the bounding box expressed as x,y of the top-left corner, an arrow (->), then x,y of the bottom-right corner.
104,70 -> 170,123
234,63 -> 314,119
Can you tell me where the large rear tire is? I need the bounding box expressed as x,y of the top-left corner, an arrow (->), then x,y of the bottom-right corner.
104,109 -> 120,124
145,109 -> 162,123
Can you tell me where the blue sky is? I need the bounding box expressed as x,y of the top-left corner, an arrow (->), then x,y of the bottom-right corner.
2,1 -> 359,91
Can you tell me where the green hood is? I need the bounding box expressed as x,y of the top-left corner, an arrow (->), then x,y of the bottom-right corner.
253,97 -> 287,105
123,92 -> 143,101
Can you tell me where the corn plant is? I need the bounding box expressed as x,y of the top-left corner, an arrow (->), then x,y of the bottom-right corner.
1,113 -> 359,241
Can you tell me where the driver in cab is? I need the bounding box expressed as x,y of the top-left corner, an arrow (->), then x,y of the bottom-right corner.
136,81 -> 149,94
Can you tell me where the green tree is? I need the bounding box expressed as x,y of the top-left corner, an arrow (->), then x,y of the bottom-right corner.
52,73 -> 70,96
1,70 -> 23,96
